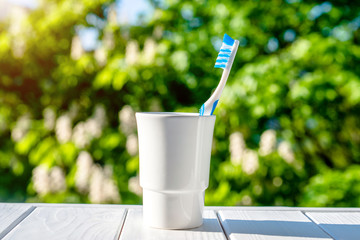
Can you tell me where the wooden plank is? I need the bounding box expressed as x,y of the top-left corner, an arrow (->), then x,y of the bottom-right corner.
26,203 -> 141,209
218,210 -> 333,240
306,212 -> 360,240
119,209 -> 226,240
206,206 -> 360,212
3,206 -> 127,240
3,204 -> 360,212
0,204 -> 35,239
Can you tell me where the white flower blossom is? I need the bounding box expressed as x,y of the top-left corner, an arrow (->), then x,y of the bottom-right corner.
75,151 -> 121,203
11,115 -> 31,142
103,165 -> 113,178
94,47 -> 107,66
70,36 -> 84,60
102,177 -> 121,203
9,7 -> 28,58
89,165 -> 103,203
55,114 -> 72,144
278,141 -> 295,164
33,165 -> 66,195
72,122 -> 89,149
242,149 -> 259,175
75,151 -> 93,193
43,107 -> 56,130
49,166 -> 66,192
125,41 -> 139,65
142,38 -> 156,65
12,38 -> 26,58
107,6 -> 118,25
126,134 -> 138,156
8,6 -> 29,34
72,105 -> 106,148
259,129 -> 277,156
89,165 -> 120,203
119,105 -> 136,135
128,175 -> 142,196
33,165 -> 50,196
229,132 -> 246,166
85,118 -> 102,138
93,104 -> 106,129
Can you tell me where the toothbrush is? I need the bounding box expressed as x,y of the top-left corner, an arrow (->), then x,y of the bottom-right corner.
199,34 -> 239,116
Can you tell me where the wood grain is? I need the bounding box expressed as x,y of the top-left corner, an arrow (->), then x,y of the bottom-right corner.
0,204 -> 35,239
2,206 -> 126,240
306,212 -> 360,240
218,210 -> 333,240
119,209 -> 226,240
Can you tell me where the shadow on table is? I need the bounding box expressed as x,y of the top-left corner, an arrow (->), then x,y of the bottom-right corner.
316,223 -> 360,240
182,218 -> 224,233
219,219 -> 360,239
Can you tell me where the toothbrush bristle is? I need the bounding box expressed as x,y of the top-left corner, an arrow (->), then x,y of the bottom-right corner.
214,33 -> 235,69
223,33 -> 235,46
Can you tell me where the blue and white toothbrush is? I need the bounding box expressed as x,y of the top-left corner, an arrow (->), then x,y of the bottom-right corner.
199,34 -> 239,116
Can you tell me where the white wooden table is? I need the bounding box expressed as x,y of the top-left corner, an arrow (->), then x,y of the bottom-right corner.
1,203 -> 360,240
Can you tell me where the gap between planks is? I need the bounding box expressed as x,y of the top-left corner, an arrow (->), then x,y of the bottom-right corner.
0,206 -> 36,239
117,208 -> 129,240
300,210 -> 335,240
215,210 -> 230,240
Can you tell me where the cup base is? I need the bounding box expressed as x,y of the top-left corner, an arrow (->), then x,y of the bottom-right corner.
143,189 -> 204,229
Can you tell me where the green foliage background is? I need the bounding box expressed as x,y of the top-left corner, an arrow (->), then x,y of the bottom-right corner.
0,0 -> 360,206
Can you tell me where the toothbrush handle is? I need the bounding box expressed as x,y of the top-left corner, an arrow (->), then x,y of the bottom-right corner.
207,67 -> 231,104
202,40 -> 239,115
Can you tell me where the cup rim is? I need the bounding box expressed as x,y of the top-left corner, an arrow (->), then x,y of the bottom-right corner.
135,112 -> 216,118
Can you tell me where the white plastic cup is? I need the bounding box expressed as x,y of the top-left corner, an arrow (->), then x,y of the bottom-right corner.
136,112 -> 216,229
